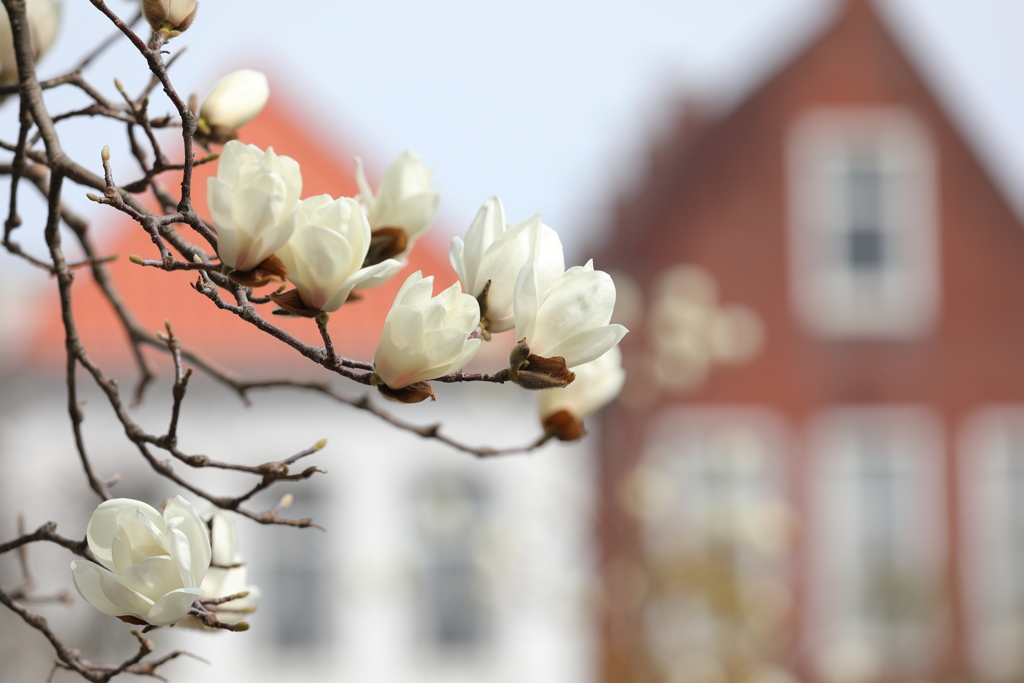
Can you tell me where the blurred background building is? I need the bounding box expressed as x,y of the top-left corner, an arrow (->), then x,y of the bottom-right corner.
4,1 -> 1024,682
598,1 -> 1024,682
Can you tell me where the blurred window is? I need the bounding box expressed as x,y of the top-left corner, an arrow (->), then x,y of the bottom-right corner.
961,408 -> 1024,678
787,108 -> 939,338
412,474 -> 491,654
261,487 -> 332,651
638,409 -> 790,675
808,407 -> 945,676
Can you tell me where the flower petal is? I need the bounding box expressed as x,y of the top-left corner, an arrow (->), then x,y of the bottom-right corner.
164,495 -> 211,585
542,324 -> 628,369
87,499 -> 165,571
146,587 -> 204,627
71,560 -> 152,621
118,555 -> 184,603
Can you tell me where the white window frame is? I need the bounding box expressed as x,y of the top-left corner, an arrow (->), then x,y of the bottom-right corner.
787,107 -> 939,339
959,406 -> 1024,680
806,406 -> 946,676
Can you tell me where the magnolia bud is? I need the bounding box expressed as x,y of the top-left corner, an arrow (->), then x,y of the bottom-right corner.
142,0 -> 198,33
196,70 -> 269,146
0,0 -> 61,84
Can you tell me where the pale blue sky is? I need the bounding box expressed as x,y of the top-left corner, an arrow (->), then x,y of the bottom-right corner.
4,0 -> 1024,265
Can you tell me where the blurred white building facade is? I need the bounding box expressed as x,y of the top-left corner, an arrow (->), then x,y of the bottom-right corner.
0,99 -> 598,682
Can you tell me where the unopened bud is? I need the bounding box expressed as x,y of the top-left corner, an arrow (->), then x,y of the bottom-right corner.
542,410 -> 587,442
86,193 -> 102,203
197,70 -> 269,145
101,145 -> 110,163
143,0 -> 198,33
279,494 -> 293,509
192,254 -> 202,264
129,255 -> 144,265
314,438 -> 327,451
231,621 -> 250,632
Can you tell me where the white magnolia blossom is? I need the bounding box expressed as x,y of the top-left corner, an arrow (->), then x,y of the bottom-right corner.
449,196 -> 564,333
70,496 -> 212,627
209,141 -> 302,272
374,271 -> 481,389
275,195 -> 402,312
537,346 -> 625,421
0,0 -> 61,84
514,259 -> 628,368
143,0 -> 197,31
197,510 -> 260,625
355,150 -> 439,261
199,69 -> 269,131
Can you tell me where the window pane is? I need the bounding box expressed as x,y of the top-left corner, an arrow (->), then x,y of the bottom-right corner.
413,474 -> 491,653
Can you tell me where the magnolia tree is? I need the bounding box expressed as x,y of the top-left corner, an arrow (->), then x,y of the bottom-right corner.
0,0 -> 627,679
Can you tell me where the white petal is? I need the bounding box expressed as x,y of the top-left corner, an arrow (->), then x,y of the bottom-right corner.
208,511 -> 237,568
118,555 -> 184,602
449,236 -> 468,289
111,533 -> 132,575
146,587 -> 204,626
71,560 -> 152,621
163,496 -> 211,584
200,70 -> 269,130
354,157 -> 374,208
513,260 -> 540,346
542,324 -> 628,369
70,561 -> 126,616
166,526 -> 196,589
87,499 -> 165,571
373,191 -> 439,243
395,271 -> 434,310
531,268 -> 616,356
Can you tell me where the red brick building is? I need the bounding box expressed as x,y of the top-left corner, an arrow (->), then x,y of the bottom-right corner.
597,2 -> 1024,682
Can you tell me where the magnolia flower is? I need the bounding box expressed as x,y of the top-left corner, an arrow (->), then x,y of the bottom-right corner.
0,0 -> 61,84
450,196 -> 564,334
537,346 -> 625,440
208,141 -> 301,278
143,0 -> 197,32
273,195 -> 402,315
70,496 -> 212,627
196,69 -> 269,146
354,150 -> 439,277
192,510 -> 260,626
514,259 -> 628,369
373,271 -> 481,402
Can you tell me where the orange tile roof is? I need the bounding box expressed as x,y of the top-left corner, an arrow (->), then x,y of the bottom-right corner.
29,97 -> 458,374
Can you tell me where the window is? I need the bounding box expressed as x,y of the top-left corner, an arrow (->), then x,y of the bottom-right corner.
637,409 -> 790,677
412,474 -> 491,654
808,407 -> 945,676
259,486 -> 333,652
787,108 -> 939,338
961,408 -> 1024,679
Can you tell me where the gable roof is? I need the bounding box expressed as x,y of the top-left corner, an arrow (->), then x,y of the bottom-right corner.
610,0 -> 1023,268
27,91 -> 458,374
